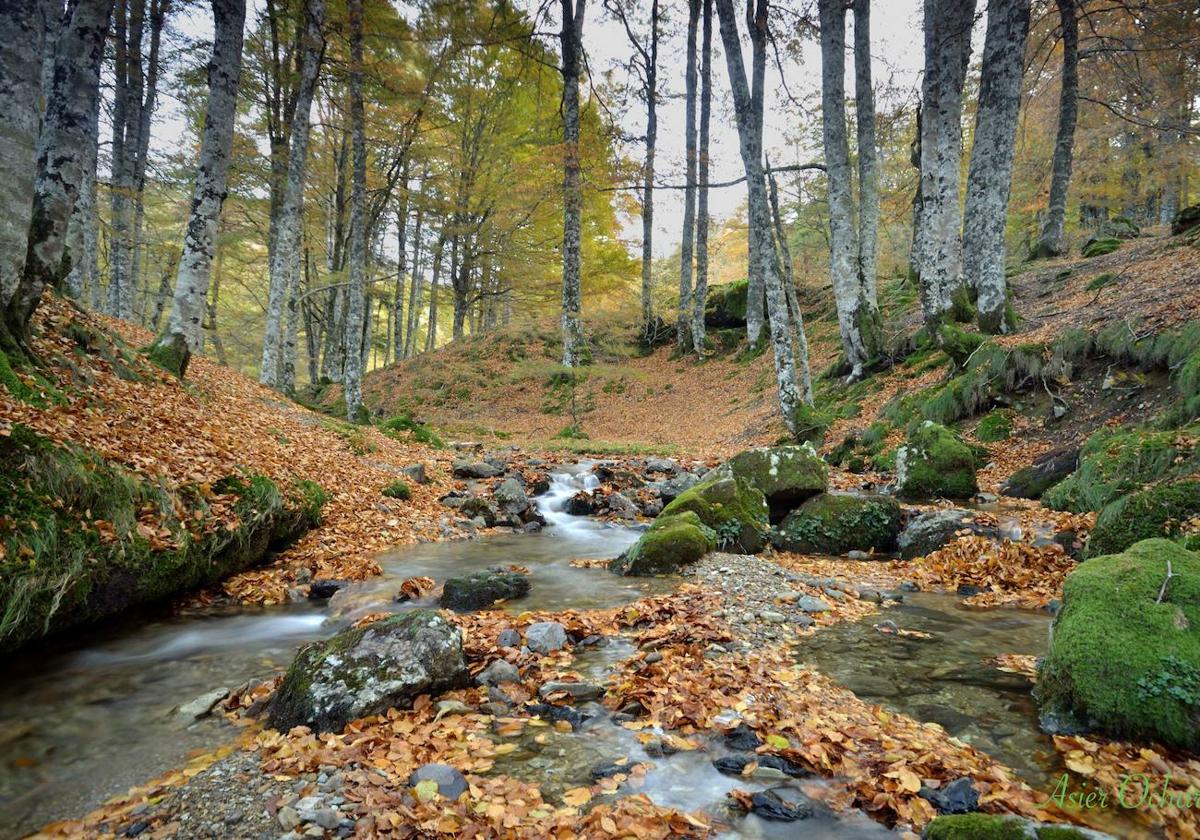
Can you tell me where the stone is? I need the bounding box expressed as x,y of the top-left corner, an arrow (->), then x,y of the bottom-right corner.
894,422 -> 979,501
1172,203 -> 1200,236
793,614 -> 815,628
497,629 -> 521,648
440,569 -> 530,611
897,509 -> 999,560
1000,448 -> 1078,500
759,610 -> 786,623
538,681 -> 605,702
307,579 -> 345,600
269,610 -> 469,733
1085,480 -> 1200,559
278,806 -> 301,831
492,478 -> 530,516
176,688 -> 229,720
476,660 -> 520,687
401,463 -> 428,485
723,722 -> 762,750
313,810 -> 340,830
452,459 -> 501,479
605,491 -> 639,520
771,493 -> 901,555
564,491 -> 598,516
457,496 -> 500,527
644,457 -> 679,475
796,596 -> 830,613
524,621 -> 568,655
609,510 -> 717,575
408,763 -> 468,800
919,778 -> 980,815
704,444 -> 828,521
747,789 -> 813,821
655,472 -> 700,502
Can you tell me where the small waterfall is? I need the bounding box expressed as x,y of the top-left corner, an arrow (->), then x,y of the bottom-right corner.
536,464 -> 598,536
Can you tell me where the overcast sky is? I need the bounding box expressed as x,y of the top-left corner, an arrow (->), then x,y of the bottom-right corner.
158,1 -> 932,258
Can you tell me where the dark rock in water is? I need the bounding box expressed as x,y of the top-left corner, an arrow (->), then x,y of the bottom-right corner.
956,583 -> 988,597
308,579 -> 345,600
458,496 -> 500,527
644,457 -> 680,475
522,520 -> 542,533
439,490 -> 470,509
564,491 -> 598,516
497,628 -> 521,648
640,498 -> 663,517
747,789 -> 813,822
1001,448 -> 1078,500
919,778 -> 980,815
440,569 -> 530,611
452,459 -> 502,479
269,610 -> 469,733
723,722 -> 763,750
605,491 -> 639,520
525,702 -> 588,730
402,463 -> 428,485
408,763 -> 468,800
590,762 -> 633,780
899,581 -> 921,592
898,509 -> 999,560
712,754 -> 807,778
492,478 -> 531,517
476,659 -> 520,687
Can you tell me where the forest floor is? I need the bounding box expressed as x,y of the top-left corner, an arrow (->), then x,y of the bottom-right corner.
5,232 -> 1200,839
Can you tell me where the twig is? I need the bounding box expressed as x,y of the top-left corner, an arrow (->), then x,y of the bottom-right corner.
1157,556 -> 1176,604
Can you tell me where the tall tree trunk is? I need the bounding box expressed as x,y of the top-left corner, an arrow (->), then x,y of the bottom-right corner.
392,177 -> 408,363
342,0 -> 366,421
260,0 -> 324,388
107,0 -> 130,316
820,0 -> 880,378
558,0 -> 586,367
963,0 -> 1030,334
65,87 -> 102,304
852,0 -> 879,306
1033,0 -> 1077,259
917,0 -> 975,329
149,0 -> 245,377
425,230 -> 444,353
676,0 -> 697,352
641,0 -> 659,344
689,0 -> 712,355
3,0 -> 113,347
128,0 -> 165,323
405,200 -> 423,357
768,167 -> 813,405
205,247 -> 227,364
0,0 -> 48,310
714,0 -> 803,436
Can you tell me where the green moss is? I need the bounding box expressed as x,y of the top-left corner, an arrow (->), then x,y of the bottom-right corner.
610,511 -> 717,575
974,410 -> 1013,443
144,335 -> 188,377
382,479 -> 412,501
711,445 -> 829,519
1038,540 -> 1200,750
380,413 -> 445,448
1085,272 -> 1118,293
895,422 -> 979,501
553,424 -> 590,440
321,418 -> 377,456
789,404 -> 830,444
704,279 -> 754,328
924,814 -> 1031,840
1043,426 -> 1198,512
1085,481 -> 1200,558
1082,237 -> 1122,258
660,476 -> 769,553
291,479 -> 330,524
949,284 -> 977,323
0,349 -> 62,406
938,323 -> 986,368
772,493 -> 901,555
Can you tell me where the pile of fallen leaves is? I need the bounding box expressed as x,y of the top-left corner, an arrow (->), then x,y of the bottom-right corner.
900,535 -> 1078,607
0,298 -> 463,605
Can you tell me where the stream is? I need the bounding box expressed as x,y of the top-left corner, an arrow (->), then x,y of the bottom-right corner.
0,466 -> 1063,837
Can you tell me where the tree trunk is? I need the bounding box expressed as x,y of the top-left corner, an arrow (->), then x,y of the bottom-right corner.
107,0 -> 132,317
149,0 -> 245,376
260,0 -> 324,388
676,0 -> 697,352
962,0 -> 1029,334
392,180 -> 408,364
1033,0 -> 1077,259
852,0 -> 879,306
405,199 -> 423,357
129,0 -> 164,322
714,0 -> 803,436
3,0 -> 113,347
342,0 -> 367,421
0,0 -> 47,310
559,0 -> 586,367
689,0 -> 712,355
820,0 -> 880,378
425,230 -> 444,352
768,167 -> 813,405
641,0 -> 659,345
65,87 -> 102,304
917,0 -> 975,329
205,247 -> 227,364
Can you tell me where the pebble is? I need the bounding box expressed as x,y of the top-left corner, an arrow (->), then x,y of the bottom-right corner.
644,651 -> 663,664
759,610 -> 786,623
797,596 -> 831,613
476,659 -> 520,686
278,806 -> 300,831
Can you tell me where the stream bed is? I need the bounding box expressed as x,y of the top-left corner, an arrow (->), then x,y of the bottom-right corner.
0,466 -> 1070,837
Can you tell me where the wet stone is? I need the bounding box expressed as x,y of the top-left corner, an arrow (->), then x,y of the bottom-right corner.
497,628 -> 521,648
919,777 -> 980,815
408,763 -> 468,800
524,621 -> 568,654
748,789 -> 813,822
723,723 -> 762,750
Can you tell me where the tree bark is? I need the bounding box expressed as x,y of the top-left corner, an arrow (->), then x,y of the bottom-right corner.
405,197 -> 423,357
260,0 -> 324,388
342,0 -> 367,420
689,0 -> 712,355
425,230 -> 445,352
559,0 -> 586,367
150,0 -> 245,376
65,87 -> 102,304
3,0 -> 113,346
917,0 -> 975,329
768,166 -> 813,405
392,177 -> 409,364
107,0 -> 132,317
128,0 -> 166,322
1033,0 -> 1077,259
0,0 -> 47,310
714,0 -> 803,436
852,0 -> 878,306
963,0 -> 1029,334
677,0 -> 697,351
643,0 -> 659,345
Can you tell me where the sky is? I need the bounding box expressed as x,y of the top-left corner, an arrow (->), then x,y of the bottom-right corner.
155,0 -> 932,259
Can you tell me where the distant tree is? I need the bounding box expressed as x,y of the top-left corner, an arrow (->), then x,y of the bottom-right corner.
1032,0 -> 1077,258
688,0 -> 712,356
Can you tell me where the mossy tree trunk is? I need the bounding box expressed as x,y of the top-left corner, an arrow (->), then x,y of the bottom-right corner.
1033,0 -> 1078,259
689,0 -> 712,355
342,0 -> 367,421
150,0 -> 246,378
558,0 -> 587,368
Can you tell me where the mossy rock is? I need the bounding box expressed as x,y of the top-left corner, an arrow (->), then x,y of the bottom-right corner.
923,814 -> 1102,840
440,569 -> 530,611
1096,216 -> 1140,240
269,610 -> 470,733
610,511 -> 717,575
704,279 -> 760,329
771,493 -> 901,555
706,444 -> 828,522
1172,204 -> 1200,236
974,410 -> 1012,443
939,324 -> 986,369
1084,481 -> 1200,558
895,422 -> 980,501
658,476 -> 769,553
1037,540 -> 1200,751
1000,448 -> 1078,500
1081,237 -> 1121,258
1042,426 -> 1197,513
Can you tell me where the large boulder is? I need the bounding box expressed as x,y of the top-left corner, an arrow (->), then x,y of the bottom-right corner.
1037,540 -> 1200,751
452,459 -> 502,479
657,475 -> 769,552
704,279 -> 757,329
440,569 -> 530,611
1173,203 -> 1200,236
1042,427 -> 1193,513
771,493 -> 901,555
894,422 -> 979,501
1000,448 -> 1078,500
610,510 -> 717,575
1084,480 -> 1200,559
492,478 -> 530,516
269,610 -> 469,733
1095,215 -> 1140,241
705,444 -> 828,521
898,509 -> 999,560
654,472 -> 701,502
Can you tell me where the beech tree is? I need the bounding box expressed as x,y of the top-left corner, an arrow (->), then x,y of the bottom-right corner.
150,0 -> 247,377
963,0 -> 1030,333
342,0 -> 367,420
688,0 -> 712,355
558,0 -> 587,368
1032,0 -> 1078,259
677,0 -> 696,350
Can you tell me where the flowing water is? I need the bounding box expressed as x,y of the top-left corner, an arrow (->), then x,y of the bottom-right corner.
0,466 -> 1071,837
